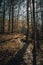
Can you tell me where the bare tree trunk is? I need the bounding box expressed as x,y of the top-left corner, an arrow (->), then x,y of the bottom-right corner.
12,5 -> 14,33
8,3 -> 11,33
40,0 -> 43,40
32,0 -> 36,65
3,0 -> 5,33
26,0 -> 29,42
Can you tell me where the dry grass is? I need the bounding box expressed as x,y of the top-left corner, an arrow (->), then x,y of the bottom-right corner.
0,34 -> 24,65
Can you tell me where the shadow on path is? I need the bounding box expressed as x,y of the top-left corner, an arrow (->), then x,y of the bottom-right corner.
6,40 -> 32,65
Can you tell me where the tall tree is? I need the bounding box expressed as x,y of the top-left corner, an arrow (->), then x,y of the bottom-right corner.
32,0 -> 36,65
26,0 -> 29,42
2,0 -> 5,33
8,1 -> 11,33
40,0 -> 43,40
12,4 -> 14,33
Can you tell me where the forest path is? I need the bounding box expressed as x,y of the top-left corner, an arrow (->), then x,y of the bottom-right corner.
6,40 -> 33,65
0,34 -> 43,65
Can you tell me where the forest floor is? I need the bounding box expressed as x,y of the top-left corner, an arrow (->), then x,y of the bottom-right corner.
0,34 -> 43,65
